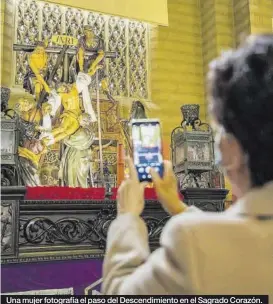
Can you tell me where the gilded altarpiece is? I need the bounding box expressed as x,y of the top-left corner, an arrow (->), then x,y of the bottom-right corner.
11,0 -> 150,187
14,0 -> 149,98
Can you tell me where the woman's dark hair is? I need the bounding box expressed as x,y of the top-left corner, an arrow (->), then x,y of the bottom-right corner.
208,34 -> 273,187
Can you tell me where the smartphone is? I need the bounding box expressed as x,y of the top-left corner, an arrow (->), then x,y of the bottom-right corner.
131,118 -> 164,182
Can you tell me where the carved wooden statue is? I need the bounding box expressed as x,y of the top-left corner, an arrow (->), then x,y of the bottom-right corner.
76,25 -> 109,94
23,41 -> 51,101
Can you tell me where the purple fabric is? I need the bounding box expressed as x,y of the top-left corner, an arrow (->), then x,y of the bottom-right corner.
1,259 -> 103,295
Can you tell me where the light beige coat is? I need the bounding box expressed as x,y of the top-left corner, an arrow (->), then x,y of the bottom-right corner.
102,182 -> 273,295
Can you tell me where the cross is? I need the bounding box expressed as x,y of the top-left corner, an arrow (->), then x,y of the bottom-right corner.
13,35 -> 118,105
13,36 -> 119,187
13,44 -> 118,58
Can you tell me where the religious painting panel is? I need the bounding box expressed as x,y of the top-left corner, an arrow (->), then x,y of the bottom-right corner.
187,142 -> 210,162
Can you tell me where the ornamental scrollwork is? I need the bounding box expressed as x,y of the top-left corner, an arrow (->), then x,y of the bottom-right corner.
1,122 -> 16,130
1,202 -> 13,254
188,201 -> 224,212
42,151 -> 60,164
1,156 -> 13,161
102,153 -> 117,166
19,210 -> 169,248
144,216 -> 170,240
20,209 -> 116,247
1,200 -> 19,258
1,166 -> 17,186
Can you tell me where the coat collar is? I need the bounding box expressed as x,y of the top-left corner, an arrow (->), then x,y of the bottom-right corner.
227,181 -> 273,216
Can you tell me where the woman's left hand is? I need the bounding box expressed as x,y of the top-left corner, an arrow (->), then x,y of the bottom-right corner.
117,158 -> 147,216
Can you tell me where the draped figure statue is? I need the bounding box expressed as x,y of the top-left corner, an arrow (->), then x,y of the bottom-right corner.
59,117 -> 95,188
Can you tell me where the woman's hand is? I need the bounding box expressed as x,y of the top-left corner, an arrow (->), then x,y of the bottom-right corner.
150,161 -> 188,215
117,158 -> 147,216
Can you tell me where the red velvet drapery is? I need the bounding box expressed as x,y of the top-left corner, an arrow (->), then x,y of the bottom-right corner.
25,186 -> 162,200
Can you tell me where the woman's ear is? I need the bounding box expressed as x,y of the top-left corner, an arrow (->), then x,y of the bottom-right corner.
221,135 -> 246,170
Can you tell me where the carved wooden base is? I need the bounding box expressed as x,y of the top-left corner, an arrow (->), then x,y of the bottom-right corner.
181,188 -> 228,212
1,186 -> 228,264
1,187 -> 170,264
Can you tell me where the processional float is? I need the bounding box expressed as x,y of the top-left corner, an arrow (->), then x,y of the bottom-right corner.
12,31 -> 118,188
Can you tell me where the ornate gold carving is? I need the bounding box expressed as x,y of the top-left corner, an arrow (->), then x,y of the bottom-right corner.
13,0 -> 151,187
15,0 -> 149,99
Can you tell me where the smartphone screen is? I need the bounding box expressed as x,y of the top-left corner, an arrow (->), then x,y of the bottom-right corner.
131,119 -> 164,182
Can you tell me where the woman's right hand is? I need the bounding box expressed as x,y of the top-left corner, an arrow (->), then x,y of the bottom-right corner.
150,161 -> 188,216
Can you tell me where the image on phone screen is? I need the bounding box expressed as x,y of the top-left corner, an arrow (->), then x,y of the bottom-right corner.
131,119 -> 164,182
